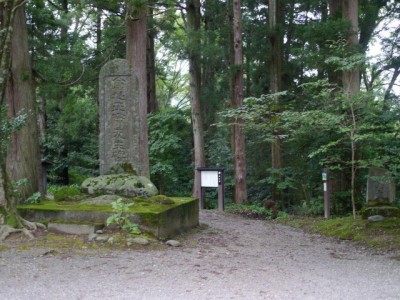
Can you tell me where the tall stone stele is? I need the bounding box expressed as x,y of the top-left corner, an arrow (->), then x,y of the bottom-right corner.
82,59 -> 157,198
366,168 -> 395,205
362,167 -> 399,219
99,58 -> 145,175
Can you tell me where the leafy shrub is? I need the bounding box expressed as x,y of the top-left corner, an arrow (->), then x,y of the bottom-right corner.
226,204 -> 274,219
148,109 -> 193,196
25,192 -> 42,204
106,199 -> 141,235
48,184 -> 83,201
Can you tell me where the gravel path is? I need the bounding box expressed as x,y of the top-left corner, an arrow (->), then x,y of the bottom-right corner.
1,210 -> 399,300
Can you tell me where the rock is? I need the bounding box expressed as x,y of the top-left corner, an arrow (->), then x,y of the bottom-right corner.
95,235 -> 110,242
81,174 -> 158,198
46,194 -> 55,200
149,195 -> 175,205
166,240 -> 182,247
48,223 -> 100,235
127,237 -> 149,245
88,233 -> 98,241
81,194 -> 122,205
361,206 -> 400,219
368,215 -> 385,222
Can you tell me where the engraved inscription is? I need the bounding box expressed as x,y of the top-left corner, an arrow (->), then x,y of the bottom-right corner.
110,77 -> 128,162
99,59 -> 140,175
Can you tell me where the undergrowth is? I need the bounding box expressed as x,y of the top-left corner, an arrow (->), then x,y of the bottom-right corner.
276,215 -> 400,251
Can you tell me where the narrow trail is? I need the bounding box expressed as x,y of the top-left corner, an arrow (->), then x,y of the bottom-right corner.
1,210 -> 399,299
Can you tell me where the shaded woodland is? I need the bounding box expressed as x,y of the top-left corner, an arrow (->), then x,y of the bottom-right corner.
1,0 -> 399,220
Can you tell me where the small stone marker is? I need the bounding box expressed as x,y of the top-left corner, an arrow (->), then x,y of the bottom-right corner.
366,168 -> 395,205
367,215 -> 385,222
127,237 -> 149,246
166,240 -> 182,247
99,59 -> 141,175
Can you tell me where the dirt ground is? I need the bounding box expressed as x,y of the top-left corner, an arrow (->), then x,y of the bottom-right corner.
1,210 -> 399,300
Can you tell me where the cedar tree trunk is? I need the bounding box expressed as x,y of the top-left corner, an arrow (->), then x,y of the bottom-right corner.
126,1 -> 150,177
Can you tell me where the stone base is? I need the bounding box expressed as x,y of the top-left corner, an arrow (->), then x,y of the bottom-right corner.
361,205 -> 400,219
48,223 -> 104,235
18,197 -> 199,239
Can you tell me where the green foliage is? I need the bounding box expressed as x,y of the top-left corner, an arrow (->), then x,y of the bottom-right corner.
25,192 -> 42,204
10,179 -> 28,202
0,105 -> 26,156
226,204 -> 274,220
68,169 -> 91,185
290,198 -> 324,216
43,85 -> 98,183
148,108 -> 193,196
106,199 -> 141,235
277,214 -> 400,251
48,185 -> 83,202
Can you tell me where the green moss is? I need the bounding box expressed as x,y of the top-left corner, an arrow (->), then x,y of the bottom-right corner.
24,232 -> 89,250
109,163 -> 137,175
6,213 -> 20,228
360,205 -> 400,219
17,197 -> 194,214
148,195 -> 175,205
276,216 -> 400,251
0,206 -> 6,222
311,217 -> 368,241
134,182 -> 144,188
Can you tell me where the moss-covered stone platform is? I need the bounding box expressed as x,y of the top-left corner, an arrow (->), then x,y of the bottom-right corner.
17,197 -> 199,239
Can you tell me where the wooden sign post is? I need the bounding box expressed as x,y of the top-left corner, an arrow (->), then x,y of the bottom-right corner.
196,167 -> 225,211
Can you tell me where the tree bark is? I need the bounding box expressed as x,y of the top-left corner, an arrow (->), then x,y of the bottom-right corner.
342,0 -> 359,219
269,0 -> 282,203
232,0 -> 247,204
186,0 -> 205,200
147,2 -> 157,113
342,0 -> 360,96
6,3 -> 42,199
0,0 -> 23,225
327,0 -> 342,87
126,1 -> 150,177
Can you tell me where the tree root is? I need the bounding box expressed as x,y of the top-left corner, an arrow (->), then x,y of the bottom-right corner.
21,218 -> 46,231
0,225 -> 25,241
0,218 -> 46,241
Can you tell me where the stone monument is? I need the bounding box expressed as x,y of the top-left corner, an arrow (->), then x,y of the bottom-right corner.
366,168 -> 395,205
99,59 -> 141,175
362,167 -> 399,219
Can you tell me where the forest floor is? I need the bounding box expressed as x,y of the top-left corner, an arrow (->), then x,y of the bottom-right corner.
1,210 -> 399,299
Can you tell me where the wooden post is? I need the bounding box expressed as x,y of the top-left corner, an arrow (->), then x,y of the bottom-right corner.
217,170 -> 225,211
323,168 -> 330,218
196,167 -> 225,211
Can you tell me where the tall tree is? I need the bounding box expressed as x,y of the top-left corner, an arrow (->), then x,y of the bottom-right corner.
1,0 -> 19,224
186,0 -> 205,200
126,0 -> 150,177
342,0 -> 360,218
1,0 -> 44,239
268,0 -> 283,203
147,1 -> 158,113
6,2 -> 41,199
231,0 -> 247,203
342,0 -> 360,95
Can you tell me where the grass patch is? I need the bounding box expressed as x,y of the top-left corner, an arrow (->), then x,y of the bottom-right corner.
276,215 -> 400,251
225,204 -> 273,219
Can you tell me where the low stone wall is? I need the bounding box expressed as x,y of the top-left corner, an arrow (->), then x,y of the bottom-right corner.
18,197 -> 199,239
